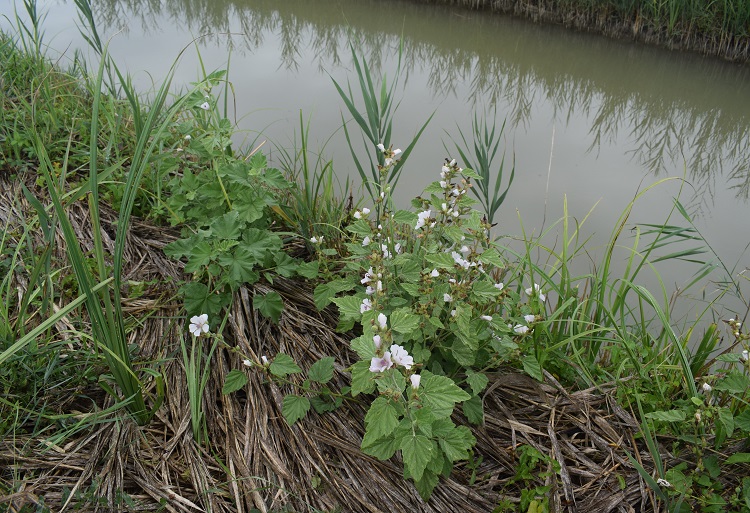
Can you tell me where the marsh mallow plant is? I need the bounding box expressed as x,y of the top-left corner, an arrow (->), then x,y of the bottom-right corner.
255,148 -> 555,499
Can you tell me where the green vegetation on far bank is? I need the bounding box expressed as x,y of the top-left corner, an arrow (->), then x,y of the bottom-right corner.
2,1 -> 750,512
420,0 -> 750,62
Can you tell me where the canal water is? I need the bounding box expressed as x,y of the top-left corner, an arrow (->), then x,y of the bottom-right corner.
4,0 -> 750,327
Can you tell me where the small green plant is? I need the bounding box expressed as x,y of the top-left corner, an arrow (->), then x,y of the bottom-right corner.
446,108 -> 515,226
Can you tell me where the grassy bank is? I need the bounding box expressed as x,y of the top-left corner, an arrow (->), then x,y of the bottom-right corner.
2,1 -> 750,512
414,0 -> 750,62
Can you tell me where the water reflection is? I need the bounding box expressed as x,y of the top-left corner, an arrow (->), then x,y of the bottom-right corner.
89,0 -> 750,209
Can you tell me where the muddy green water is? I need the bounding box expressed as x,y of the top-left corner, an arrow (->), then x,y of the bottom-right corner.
4,0 -> 750,325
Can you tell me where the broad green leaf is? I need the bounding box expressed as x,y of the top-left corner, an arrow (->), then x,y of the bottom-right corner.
400,283 -> 421,297
218,246 -> 261,286
253,291 -> 283,323
222,369 -> 248,395
392,209 -> 416,226
313,278 -> 356,310
361,434 -> 399,460
233,190 -> 265,224
734,408 -> 750,432
715,353 -> 741,363
438,425 -> 475,462
726,453 -> 750,464
347,218 -> 374,236
466,371 -> 489,395
241,228 -> 282,261
351,335 -> 377,360
644,410 -> 687,422
425,253 -> 456,269
269,353 -> 301,377
390,308 -> 421,334
181,281 -> 228,318
413,470 -> 439,501
462,395 -> 484,425
471,280 -> 501,303
308,357 -> 335,384
332,295 -> 364,322
478,247 -> 504,267
420,371 -> 471,419
401,434 -> 433,482
296,260 -> 320,279
714,371 -> 750,394
210,210 -> 243,240
717,407 -> 734,439
522,354 -> 543,381
350,360 -> 376,396
363,397 -> 401,443
274,253 -> 299,277
184,240 -> 213,273
282,395 -> 310,425
261,167 -> 292,190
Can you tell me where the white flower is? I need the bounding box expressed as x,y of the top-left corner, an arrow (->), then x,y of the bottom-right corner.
449,159 -> 456,166
440,166 -> 450,178
513,324 -> 529,335
199,101 -> 210,110
430,269 -> 440,278
365,285 -> 375,295
702,382 -> 712,393
524,314 -> 536,324
377,143 -> 385,152
525,284 -> 546,302
439,180 -> 448,189
415,209 -> 432,230
450,309 -> 457,317
362,236 -> 371,247
737,322 -> 742,327
373,335 -> 382,350
410,374 -> 421,390
384,157 -> 394,166
657,478 -> 673,489
310,236 -> 323,244
392,148 -> 402,158
243,359 -> 252,367
184,134 -> 192,141
377,313 -> 388,330
362,207 -> 370,215
390,345 -> 413,370
741,350 -> 749,361
189,314 -> 209,337
494,282 -> 504,291
370,353 -> 393,372
376,280 -> 383,292
444,293 -> 453,303
480,315 -> 493,321
380,191 -> 385,199
460,245 -> 470,255
381,244 -> 391,259
361,298 -> 373,313
354,210 -> 362,219
261,355 -> 269,365
361,268 -> 375,284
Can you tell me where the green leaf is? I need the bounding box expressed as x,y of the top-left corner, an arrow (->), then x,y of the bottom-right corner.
351,334 -> 377,360
644,410 -> 687,422
269,353 -> 302,378
282,395 -> 310,425
413,470 -> 439,501
184,240 -> 213,273
714,371 -> 750,394
332,295 -> 364,322
222,369 -> 248,395
401,434 -> 433,482
274,253 -> 299,277
346,218 -> 374,236
734,408 -> 750,432
350,360 -> 376,396
296,260 -> 320,279
313,278 -> 356,310
438,425 -> 476,462
425,253 -> 456,269
717,407 -> 735,439
390,308 -> 421,334
362,397 -> 401,446
308,357 -> 335,384
241,228 -> 282,261
726,453 -> 750,464
522,354 -> 543,381
420,371 -> 471,419
361,433 -> 399,460
181,281 -> 228,318
462,395 -> 484,425
218,246 -> 261,286
253,291 -> 283,323
392,209 -> 417,226
210,210 -> 243,240
466,371 -> 489,395
479,247 -> 504,267
471,280 -> 501,303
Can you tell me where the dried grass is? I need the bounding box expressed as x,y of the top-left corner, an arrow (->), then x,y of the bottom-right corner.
0,175 -> 681,512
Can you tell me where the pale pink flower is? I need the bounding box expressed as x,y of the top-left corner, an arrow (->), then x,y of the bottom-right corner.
189,314 -> 209,337
410,374 -> 421,389
390,345 -> 414,370
370,353 -> 393,373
